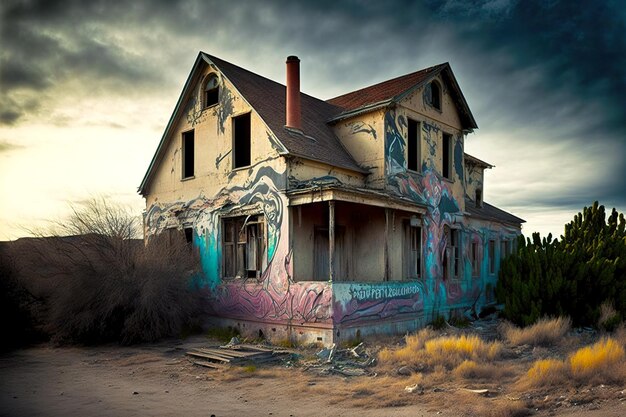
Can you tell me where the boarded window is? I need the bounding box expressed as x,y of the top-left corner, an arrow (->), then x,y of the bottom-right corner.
407,119 -> 420,172
233,113 -> 251,168
442,133 -> 452,179
489,239 -> 496,274
404,221 -> 422,279
182,130 -> 194,179
222,215 -> 264,278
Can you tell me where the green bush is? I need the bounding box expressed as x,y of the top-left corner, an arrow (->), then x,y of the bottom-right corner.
496,202 -> 626,327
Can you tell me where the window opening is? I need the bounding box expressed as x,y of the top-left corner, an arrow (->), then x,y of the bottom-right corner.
204,74 -> 219,108
442,133 -> 452,179
404,221 -> 422,279
233,113 -> 251,168
407,119 -> 420,172
444,227 -> 460,280
501,240 -> 510,259
430,81 -> 441,110
184,227 -> 193,245
182,130 -> 194,179
475,189 -> 483,208
222,215 -> 264,278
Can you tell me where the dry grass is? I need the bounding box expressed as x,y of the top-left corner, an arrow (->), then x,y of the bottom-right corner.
502,317 -> 570,346
379,331 -> 501,370
569,338 -> 625,381
522,359 -> 568,387
453,360 -> 514,381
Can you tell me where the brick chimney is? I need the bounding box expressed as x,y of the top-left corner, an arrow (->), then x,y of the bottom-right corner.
285,56 -> 301,130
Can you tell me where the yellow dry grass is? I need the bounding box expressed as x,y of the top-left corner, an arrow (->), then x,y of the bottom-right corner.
453,359 -> 513,380
569,338 -> 625,380
523,359 -> 568,387
379,332 -> 501,370
503,317 -> 570,346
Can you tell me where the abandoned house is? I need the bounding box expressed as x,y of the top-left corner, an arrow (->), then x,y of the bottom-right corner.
138,52 -> 524,345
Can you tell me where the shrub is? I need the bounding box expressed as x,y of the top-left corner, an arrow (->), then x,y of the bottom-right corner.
453,360 -> 508,380
523,359 -> 568,387
30,198 -> 202,345
502,317 -> 570,346
0,249 -> 43,350
496,202 -> 626,327
569,338 -> 625,381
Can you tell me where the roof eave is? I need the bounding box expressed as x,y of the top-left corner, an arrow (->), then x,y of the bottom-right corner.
326,99 -> 392,124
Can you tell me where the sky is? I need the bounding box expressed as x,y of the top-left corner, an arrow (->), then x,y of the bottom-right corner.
1,0 -> 625,240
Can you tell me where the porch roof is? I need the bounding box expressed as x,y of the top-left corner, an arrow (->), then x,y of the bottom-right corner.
286,185 -> 428,214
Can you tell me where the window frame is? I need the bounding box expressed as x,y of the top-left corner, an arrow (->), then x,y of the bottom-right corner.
182,129 -> 195,180
232,112 -> 252,169
471,240 -> 481,277
407,118 -> 421,173
442,133 -> 453,180
488,239 -> 496,275
204,73 -> 219,108
403,219 -> 423,280
430,81 -> 442,111
222,214 -> 265,279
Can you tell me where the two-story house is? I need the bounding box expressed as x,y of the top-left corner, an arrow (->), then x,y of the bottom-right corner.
138,53 -> 524,345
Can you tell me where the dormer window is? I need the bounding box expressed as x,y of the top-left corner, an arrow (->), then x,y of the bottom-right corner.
429,81 -> 441,110
204,74 -> 219,108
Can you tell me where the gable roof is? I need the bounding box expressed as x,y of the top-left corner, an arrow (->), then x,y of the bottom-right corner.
206,54 -> 366,174
138,52 -> 366,195
327,63 -> 478,130
464,153 -> 494,169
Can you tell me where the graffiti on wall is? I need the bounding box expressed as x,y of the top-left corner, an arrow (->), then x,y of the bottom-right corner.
145,158 -> 333,326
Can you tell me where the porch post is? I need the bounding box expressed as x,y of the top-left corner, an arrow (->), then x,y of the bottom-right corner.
384,208 -> 391,281
329,201 -> 335,282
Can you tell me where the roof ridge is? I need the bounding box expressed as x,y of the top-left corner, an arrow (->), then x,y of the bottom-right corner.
202,52 -> 344,111
326,62 -> 448,104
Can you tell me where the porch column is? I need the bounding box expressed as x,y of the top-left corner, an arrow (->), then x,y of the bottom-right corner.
384,208 -> 391,281
328,201 -> 335,282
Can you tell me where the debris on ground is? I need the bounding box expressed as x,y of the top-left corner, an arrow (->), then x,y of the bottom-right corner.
186,341 -> 290,368
302,342 -> 376,377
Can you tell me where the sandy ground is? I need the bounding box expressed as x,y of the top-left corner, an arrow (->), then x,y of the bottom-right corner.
0,336 -> 624,417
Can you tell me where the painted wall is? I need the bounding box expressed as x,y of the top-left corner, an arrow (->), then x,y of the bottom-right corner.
144,61 -> 334,335
465,161 -> 485,200
287,157 -> 365,190
331,110 -> 386,188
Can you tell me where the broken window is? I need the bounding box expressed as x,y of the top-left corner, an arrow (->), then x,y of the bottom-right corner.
222,215 -> 264,278
442,133 -> 452,180
182,130 -> 194,179
475,189 -> 483,208
471,241 -> 481,277
404,221 -> 422,279
430,81 -> 441,110
443,226 -> 460,280
488,239 -> 496,275
204,74 -> 219,108
407,119 -> 420,172
233,113 -> 251,169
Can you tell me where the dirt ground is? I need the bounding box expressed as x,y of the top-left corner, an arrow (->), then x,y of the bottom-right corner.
1,335 -> 624,417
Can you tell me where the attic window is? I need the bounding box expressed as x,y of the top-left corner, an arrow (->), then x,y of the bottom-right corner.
204,74 -> 219,108
233,113 -> 251,169
475,189 -> 483,208
430,81 -> 441,110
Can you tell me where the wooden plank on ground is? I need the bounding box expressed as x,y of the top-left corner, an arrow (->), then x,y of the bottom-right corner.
186,351 -> 232,363
192,360 -> 228,369
193,348 -> 243,360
